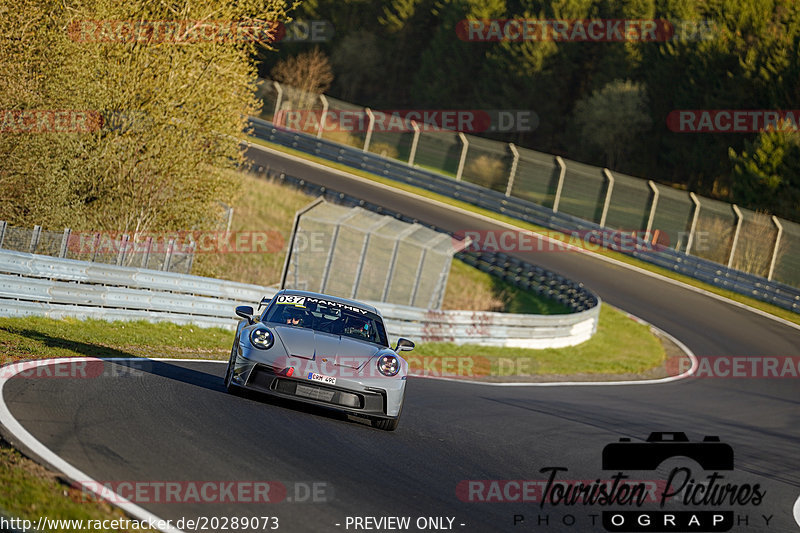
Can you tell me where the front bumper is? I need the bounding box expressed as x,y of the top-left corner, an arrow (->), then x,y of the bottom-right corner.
229,351 -> 404,418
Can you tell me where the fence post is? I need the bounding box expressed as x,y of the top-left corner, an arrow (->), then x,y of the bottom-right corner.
600,169 -> 615,228
408,246 -> 428,306
225,207 -> 234,232
317,94 -> 328,138
29,225 -> 41,254
408,120 -> 420,166
280,197 -> 325,289
455,132 -> 469,181
646,180 -> 660,236
0,221 -> 7,249
363,107 -> 375,152
727,204 -> 743,268
163,239 -> 175,271
552,156 -> 566,213
90,232 -> 100,262
505,143 -> 519,197
116,234 -> 129,266
185,241 -> 196,274
686,192 -> 701,254
319,211 -> 358,293
767,216 -> 783,281
142,236 -> 153,269
352,217 -> 391,299
272,81 -> 283,121
382,225 -> 419,302
59,228 -> 71,258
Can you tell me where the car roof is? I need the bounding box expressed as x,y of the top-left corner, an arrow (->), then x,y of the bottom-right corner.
276,289 -> 382,317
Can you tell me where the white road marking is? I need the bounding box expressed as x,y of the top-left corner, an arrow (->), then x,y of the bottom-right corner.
0,357 -> 186,533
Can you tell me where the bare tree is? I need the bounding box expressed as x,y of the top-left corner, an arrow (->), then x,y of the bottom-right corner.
271,47 -> 334,112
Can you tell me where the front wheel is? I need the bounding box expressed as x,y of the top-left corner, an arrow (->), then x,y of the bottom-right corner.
224,341 -> 241,395
371,416 -> 400,431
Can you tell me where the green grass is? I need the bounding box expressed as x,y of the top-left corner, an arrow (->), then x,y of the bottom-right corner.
249,136 -> 800,327
0,309 -> 666,380
0,316 -> 231,363
0,442 -> 156,533
412,305 -> 666,378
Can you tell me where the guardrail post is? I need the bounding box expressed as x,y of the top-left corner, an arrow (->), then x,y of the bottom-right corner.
272,81 -> 283,120
59,228 -> 71,258
505,143 -> 519,197
646,180 -> 660,237
552,156 -> 566,213
29,225 -> 41,254
0,221 -> 6,249
685,192 -> 701,254
363,108 -> 375,152
727,204 -> 743,269
600,169 -> 615,227
455,132 -> 469,181
768,216 -> 783,281
408,120 -> 420,166
317,94 -> 328,138
163,239 -> 175,271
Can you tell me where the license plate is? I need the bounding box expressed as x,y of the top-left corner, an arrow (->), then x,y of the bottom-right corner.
307,372 -> 336,385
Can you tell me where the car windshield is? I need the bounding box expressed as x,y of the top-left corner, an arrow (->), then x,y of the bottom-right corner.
263,294 -> 388,347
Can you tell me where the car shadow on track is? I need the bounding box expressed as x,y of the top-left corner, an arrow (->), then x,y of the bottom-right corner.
4,328 -> 373,429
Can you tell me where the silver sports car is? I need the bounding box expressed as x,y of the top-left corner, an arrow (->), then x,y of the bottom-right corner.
224,289 -> 414,430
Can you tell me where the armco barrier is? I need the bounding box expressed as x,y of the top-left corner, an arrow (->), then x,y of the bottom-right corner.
0,249 -> 599,348
250,118 -> 800,314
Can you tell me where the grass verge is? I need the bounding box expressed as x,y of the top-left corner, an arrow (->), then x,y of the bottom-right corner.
249,137 -> 800,327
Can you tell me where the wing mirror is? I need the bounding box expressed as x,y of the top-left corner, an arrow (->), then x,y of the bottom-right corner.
235,305 -> 255,324
394,338 -> 415,352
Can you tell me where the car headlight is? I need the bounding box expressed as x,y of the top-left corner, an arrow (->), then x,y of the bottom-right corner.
377,354 -> 400,376
249,327 -> 274,350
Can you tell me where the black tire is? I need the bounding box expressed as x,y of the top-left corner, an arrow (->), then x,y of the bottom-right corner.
371,416 -> 400,431
371,400 -> 402,431
224,341 -> 242,395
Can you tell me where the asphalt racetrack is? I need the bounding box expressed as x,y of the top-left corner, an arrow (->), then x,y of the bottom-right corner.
2,145 -> 799,532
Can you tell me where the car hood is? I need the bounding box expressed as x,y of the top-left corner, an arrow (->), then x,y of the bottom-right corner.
273,326 -> 381,369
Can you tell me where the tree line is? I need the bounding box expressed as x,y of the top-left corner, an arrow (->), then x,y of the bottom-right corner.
263,0 -> 800,221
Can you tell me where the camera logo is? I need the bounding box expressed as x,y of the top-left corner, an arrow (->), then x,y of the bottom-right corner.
602,432 -> 734,471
